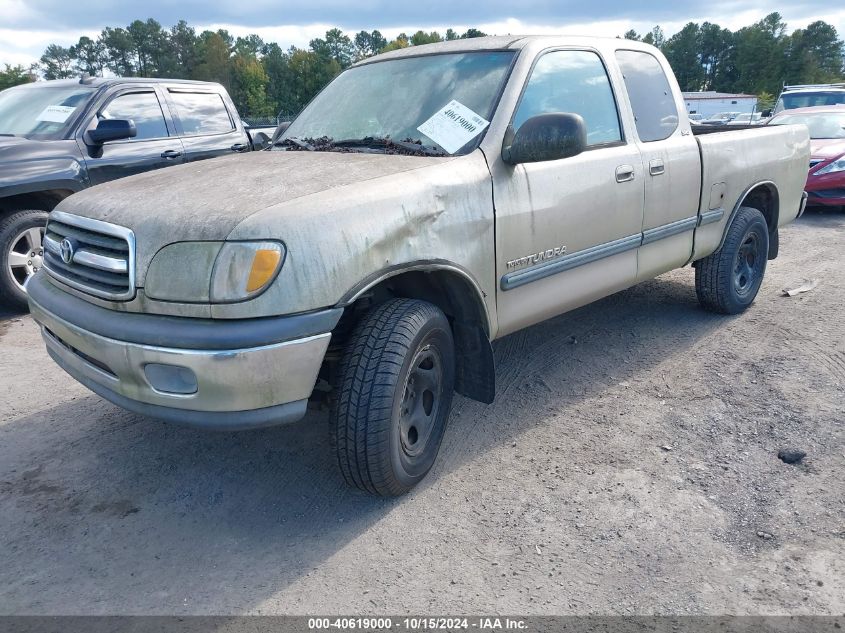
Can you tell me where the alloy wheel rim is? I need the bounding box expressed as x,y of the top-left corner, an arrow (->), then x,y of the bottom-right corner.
399,344 -> 443,459
8,226 -> 45,292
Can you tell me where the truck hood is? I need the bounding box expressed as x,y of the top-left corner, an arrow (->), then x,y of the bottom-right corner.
810,138 -> 845,160
56,149 -> 452,283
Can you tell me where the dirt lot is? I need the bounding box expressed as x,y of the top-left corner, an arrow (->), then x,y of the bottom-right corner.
0,211 -> 842,616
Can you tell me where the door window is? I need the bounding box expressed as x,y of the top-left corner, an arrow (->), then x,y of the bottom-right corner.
513,50 -> 622,147
169,91 -> 234,135
615,50 -> 679,142
100,92 -> 169,140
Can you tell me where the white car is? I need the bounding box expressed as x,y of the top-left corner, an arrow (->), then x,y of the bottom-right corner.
727,113 -> 763,125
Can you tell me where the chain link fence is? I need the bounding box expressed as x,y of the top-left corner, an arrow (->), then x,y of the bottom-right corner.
240,112 -> 299,128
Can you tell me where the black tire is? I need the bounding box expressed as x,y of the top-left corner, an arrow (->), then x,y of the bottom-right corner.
331,298 -> 455,496
0,210 -> 48,311
695,206 -> 769,315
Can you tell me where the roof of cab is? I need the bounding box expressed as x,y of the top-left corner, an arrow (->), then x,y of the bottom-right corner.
354,34 -> 659,66
11,77 -> 223,89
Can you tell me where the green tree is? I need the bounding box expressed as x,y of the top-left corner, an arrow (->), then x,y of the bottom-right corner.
234,34 -> 265,58
72,36 -> 105,76
623,29 -> 641,41
410,31 -> 443,46
663,23 -> 704,90
0,64 -> 36,90
310,28 -> 354,68
40,44 -> 75,79
286,48 -> 341,111
231,53 -> 273,116
262,43 -> 296,115
730,13 -> 788,94
642,26 -> 665,48
382,35 -> 410,52
353,30 -> 387,59
169,20 -> 201,77
193,31 -> 232,89
445,29 -> 459,41
101,27 -> 136,76
757,91 -> 775,112
461,28 -> 486,39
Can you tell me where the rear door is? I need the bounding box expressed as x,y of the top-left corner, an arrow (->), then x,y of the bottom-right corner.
614,49 -> 702,281
82,87 -> 185,186
492,48 -> 645,336
165,88 -> 251,162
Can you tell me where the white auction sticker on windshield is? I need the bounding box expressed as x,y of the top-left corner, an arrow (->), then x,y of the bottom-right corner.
36,105 -> 76,123
417,100 -> 490,154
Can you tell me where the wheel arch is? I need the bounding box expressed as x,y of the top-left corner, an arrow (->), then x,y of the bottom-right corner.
335,261 -> 496,404
719,181 -> 780,259
0,188 -> 77,216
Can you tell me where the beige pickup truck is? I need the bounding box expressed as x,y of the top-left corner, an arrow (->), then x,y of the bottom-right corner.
28,36 -> 809,496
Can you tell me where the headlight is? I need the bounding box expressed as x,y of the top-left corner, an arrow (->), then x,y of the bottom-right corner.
210,241 -> 284,302
815,156 -> 845,175
145,241 -> 285,303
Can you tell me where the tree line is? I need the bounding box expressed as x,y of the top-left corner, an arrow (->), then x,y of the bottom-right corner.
1,21 -> 487,118
625,13 -> 844,108
1,13 -> 843,116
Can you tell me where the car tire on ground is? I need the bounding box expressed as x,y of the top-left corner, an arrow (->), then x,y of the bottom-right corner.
331,298 -> 456,496
0,210 -> 48,311
695,206 -> 769,315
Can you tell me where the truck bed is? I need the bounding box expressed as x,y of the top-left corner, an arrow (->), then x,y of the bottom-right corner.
690,123 -> 810,261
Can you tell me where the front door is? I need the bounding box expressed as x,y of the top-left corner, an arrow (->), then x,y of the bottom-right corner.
492,48 -> 645,337
83,88 -> 184,186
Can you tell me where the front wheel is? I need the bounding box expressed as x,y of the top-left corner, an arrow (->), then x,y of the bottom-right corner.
0,210 -> 48,311
695,206 -> 769,315
331,298 -> 455,496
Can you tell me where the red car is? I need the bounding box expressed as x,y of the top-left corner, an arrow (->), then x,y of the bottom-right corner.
768,106 -> 845,209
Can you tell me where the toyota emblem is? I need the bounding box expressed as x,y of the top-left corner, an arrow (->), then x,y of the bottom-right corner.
60,238 -> 75,265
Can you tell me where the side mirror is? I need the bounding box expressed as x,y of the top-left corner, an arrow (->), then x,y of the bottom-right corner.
270,120 -> 291,145
86,119 -> 137,145
502,113 -> 587,165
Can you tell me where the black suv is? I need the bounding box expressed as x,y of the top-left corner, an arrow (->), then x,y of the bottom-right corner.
0,77 -> 272,309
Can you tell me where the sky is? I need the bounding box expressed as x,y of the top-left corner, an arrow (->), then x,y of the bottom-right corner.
2,0 -> 845,68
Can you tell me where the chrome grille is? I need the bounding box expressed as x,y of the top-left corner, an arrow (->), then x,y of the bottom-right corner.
43,210 -> 135,300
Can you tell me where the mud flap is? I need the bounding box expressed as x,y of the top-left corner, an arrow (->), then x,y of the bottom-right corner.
452,320 -> 495,404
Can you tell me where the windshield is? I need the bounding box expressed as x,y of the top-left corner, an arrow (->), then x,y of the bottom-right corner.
280,51 -> 515,155
769,112 -> 845,139
0,84 -> 94,139
776,91 -> 845,114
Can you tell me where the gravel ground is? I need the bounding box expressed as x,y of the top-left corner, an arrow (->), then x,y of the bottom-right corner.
0,211 -> 842,616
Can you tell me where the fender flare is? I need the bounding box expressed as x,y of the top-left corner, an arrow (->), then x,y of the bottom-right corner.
717,180 -> 779,253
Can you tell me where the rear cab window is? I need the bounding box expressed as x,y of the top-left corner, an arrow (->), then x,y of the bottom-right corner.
168,91 -> 235,136
513,49 -> 623,147
615,49 -> 679,142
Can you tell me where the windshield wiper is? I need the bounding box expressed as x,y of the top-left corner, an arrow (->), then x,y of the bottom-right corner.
333,136 -> 447,156
274,136 -> 316,151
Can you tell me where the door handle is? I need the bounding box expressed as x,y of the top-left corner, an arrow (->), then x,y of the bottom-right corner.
649,159 -> 665,176
230,143 -> 249,152
160,149 -> 183,159
615,164 -> 635,183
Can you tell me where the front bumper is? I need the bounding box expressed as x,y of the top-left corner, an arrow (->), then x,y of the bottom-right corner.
28,274 -> 340,430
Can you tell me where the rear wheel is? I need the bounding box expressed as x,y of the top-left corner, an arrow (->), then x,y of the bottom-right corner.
695,206 -> 769,314
0,210 -> 48,311
331,298 -> 455,496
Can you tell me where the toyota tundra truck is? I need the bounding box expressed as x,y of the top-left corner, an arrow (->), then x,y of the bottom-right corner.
27,37 -> 810,496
